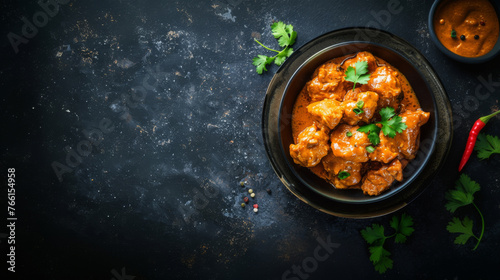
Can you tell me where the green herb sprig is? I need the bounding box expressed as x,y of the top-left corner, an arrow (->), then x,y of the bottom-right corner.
361,213 -> 414,274
252,21 -> 297,74
445,174 -> 484,250
357,107 -> 407,146
344,61 -> 371,90
474,133 -> 500,160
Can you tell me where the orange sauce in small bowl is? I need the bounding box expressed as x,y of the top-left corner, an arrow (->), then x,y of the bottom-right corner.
433,0 -> 499,57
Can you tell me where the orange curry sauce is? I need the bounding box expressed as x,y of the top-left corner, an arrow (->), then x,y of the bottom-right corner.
291,55 -> 420,181
434,0 -> 499,57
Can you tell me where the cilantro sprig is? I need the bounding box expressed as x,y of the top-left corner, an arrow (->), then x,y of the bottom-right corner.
361,213 -> 414,274
344,61 -> 371,90
445,174 -> 484,250
252,21 -> 297,74
474,133 -> 500,160
357,107 -> 407,146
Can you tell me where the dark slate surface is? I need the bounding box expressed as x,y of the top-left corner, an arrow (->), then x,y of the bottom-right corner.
1,0 -> 499,279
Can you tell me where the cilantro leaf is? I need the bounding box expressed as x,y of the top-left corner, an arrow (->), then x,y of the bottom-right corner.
253,21 -> 297,74
344,61 -> 371,90
379,107 -> 396,121
361,224 -> 385,245
474,133 -> 500,160
274,47 -> 294,66
357,124 -> 379,134
379,107 -> 407,138
390,213 -> 415,244
368,132 -> 380,146
445,174 -> 480,213
381,115 -> 407,138
360,214 -> 413,274
444,174 -> 484,250
252,55 -> 275,74
446,216 -> 477,245
357,124 -> 380,146
373,248 -> 393,274
271,21 -> 297,47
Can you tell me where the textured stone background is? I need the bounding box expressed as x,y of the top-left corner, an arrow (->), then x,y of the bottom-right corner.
1,0 -> 499,279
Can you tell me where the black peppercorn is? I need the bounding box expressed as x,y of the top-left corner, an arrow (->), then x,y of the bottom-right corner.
460,35 -> 466,41
474,35 -> 479,40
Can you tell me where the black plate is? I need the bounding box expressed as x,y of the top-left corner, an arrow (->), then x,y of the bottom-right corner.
262,28 -> 453,218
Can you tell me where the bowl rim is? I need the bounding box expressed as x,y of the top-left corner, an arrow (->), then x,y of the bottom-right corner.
261,27 -> 453,218
277,41 -> 438,204
428,0 -> 500,63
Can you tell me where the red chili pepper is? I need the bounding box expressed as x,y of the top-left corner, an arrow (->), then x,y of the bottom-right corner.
458,110 -> 500,171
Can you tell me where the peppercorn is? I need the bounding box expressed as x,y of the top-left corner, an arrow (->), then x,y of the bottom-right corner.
240,181 -> 245,187
241,203 -> 246,208
253,208 -> 258,213
248,189 -> 253,194
253,204 -> 258,208
243,197 -> 249,203
439,19 -> 445,25
460,35 -> 466,41
250,193 -> 255,198
474,35 -> 479,40
480,20 -> 485,26
266,189 -> 272,194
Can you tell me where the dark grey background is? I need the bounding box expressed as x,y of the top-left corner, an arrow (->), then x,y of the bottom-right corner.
1,0 -> 499,279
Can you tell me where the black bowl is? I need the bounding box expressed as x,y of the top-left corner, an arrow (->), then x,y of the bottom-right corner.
262,28 -> 453,218
428,0 -> 500,63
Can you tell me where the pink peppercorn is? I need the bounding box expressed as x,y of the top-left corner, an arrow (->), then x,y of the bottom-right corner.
253,204 -> 258,209
243,197 -> 249,203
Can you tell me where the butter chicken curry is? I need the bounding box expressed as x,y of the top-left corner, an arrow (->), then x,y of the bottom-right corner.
289,51 -> 430,196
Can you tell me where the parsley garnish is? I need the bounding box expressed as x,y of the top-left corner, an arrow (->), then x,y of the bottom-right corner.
445,174 -> 484,250
344,61 -> 371,90
338,171 -> 350,180
252,21 -> 297,74
474,133 -> 500,160
361,213 -> 414,274
357,107 -> 407,146
346,131 -> 353,137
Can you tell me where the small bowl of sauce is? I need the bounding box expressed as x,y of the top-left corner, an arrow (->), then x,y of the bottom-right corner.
429,0 -> 500,63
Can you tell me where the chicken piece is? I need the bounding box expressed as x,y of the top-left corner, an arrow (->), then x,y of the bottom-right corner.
307,99 -> 344,130
396,109 -> 431,159
362,66 -> 403,110
306,60 -> 346,102
361,159 -> 403,196
330,124 -> 371,162
322,152 -> 363,189
369,131 -> 400,164
342,51 -> 379,74
289,124 -> 330,167
342,91 -> 379,125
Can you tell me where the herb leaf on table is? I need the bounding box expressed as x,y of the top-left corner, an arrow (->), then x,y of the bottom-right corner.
252,21 -> 297,74
447,216 -> 477,245
360,213 -> 414,274
445,174 -> 484,250
474,133 -> 500,160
